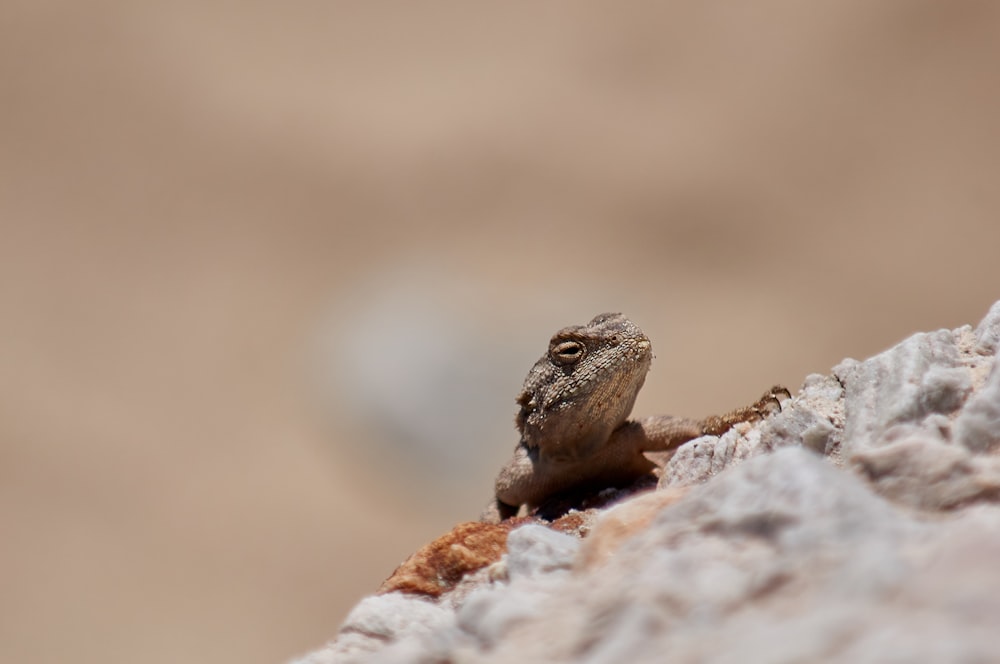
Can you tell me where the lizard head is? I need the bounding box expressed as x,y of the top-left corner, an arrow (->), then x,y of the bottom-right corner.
515,313 -> 652,462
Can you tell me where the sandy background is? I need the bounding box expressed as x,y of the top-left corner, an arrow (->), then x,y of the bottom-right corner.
3,3 -> 1000,663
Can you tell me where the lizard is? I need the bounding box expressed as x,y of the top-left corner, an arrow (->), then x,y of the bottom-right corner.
482,312 -> 789,522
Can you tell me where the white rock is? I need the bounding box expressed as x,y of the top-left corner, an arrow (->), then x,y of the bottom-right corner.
297,299 -> 1000,664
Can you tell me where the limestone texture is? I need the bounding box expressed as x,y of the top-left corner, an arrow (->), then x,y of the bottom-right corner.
294,299 -> 1000,664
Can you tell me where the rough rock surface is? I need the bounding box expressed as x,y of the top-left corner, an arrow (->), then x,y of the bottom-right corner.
294,300 -> 1000,664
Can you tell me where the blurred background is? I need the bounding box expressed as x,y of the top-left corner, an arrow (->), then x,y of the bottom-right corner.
2,2 -> 1000,663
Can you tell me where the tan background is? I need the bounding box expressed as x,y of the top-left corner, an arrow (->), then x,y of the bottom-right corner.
3,2 -> 999,663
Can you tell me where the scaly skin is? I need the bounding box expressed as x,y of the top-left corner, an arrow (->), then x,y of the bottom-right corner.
483,313 -> 788,522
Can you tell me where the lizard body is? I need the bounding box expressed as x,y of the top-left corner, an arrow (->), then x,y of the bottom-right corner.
484,313 -> 787,522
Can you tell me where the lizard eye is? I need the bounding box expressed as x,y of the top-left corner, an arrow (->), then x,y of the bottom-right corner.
550,340 -> 585,365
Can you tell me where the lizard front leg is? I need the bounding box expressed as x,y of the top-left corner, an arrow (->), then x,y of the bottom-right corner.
484,444 -> 536,522
698,384 -> 790,435
629,385 -> 791,453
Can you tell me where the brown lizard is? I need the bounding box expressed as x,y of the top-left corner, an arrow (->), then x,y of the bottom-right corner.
482,313 -> 789,522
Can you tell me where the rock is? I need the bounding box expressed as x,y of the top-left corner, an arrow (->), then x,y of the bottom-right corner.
293,593 -> 454,664
974,298 -> 1000,356
758,372 -> 844,456
455,449 -> 1000,663
475,449 -> 921,662
851,431 -> 1000,509
504,524 -> 579,578
658,429 -> 753,488
576,487 -> 690,569
295,299 -> 1000,664
833,328 -> 970,456
953,359 -> 1000,453
377,521 -> 516,597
